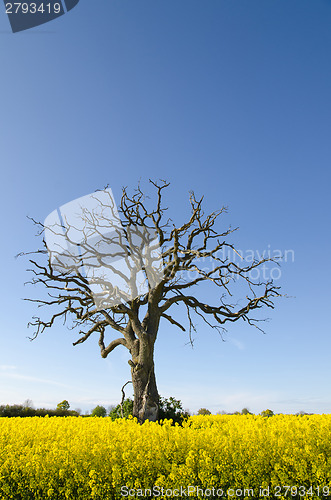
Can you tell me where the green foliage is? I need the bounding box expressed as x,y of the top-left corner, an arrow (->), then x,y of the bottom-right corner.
108,396 -> 189,424
57,400 -> 70,411
91,405 -> 107,417
197,408 -> 211,416
261,409 -> 274,417
109,398 -> 134,420
158,397 -> 190,424
0,404 -> 79,417
241,408 -> 252,415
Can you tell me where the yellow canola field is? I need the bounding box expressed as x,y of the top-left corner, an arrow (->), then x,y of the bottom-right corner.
0,414 -> 331,499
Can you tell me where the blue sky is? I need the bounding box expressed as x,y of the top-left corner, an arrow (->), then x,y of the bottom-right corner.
0,0 -> 330,415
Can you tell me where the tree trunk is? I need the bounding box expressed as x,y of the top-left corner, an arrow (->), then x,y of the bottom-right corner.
131,360 -> 159,423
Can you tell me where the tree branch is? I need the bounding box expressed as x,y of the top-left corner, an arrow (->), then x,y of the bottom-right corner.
98,329 -> 128,358
21,180 -> 281,359
161,313 -> 186,332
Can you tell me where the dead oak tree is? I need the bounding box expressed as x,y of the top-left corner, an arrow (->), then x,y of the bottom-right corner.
21,180 -> 281,422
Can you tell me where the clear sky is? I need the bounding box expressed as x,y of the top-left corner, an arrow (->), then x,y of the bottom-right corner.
0,0 -> 330,415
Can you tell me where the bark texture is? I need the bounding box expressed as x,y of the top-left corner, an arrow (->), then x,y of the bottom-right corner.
131,361 -> 159,422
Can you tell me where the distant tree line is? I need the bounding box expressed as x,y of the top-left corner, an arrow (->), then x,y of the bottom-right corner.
0,397 -> 191,423
0,401 -> 313,419
0,400 -> 79,418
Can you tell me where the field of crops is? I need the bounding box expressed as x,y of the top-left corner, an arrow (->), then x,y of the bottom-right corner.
0,414 -> 330,499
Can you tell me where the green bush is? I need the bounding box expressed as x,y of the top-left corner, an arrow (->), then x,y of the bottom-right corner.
57,400 -> 70,411
108,396 -> 189,424
241,408 -> 253,415
109,398 -> 134,420
158,396 -> 190,424
260,409 -> 274,417
91,405 -> 107,417
197,408 -> 211,416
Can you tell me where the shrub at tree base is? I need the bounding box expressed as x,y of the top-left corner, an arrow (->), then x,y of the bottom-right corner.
0,414 -> 330,499
108,398 -> 134,420
109,397 -> 189,424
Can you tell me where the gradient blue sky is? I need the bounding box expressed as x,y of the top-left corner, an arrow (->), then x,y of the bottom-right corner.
0,0 -> 330,414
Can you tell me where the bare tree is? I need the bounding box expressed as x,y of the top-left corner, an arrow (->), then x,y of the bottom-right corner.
21,180 -> 281,422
